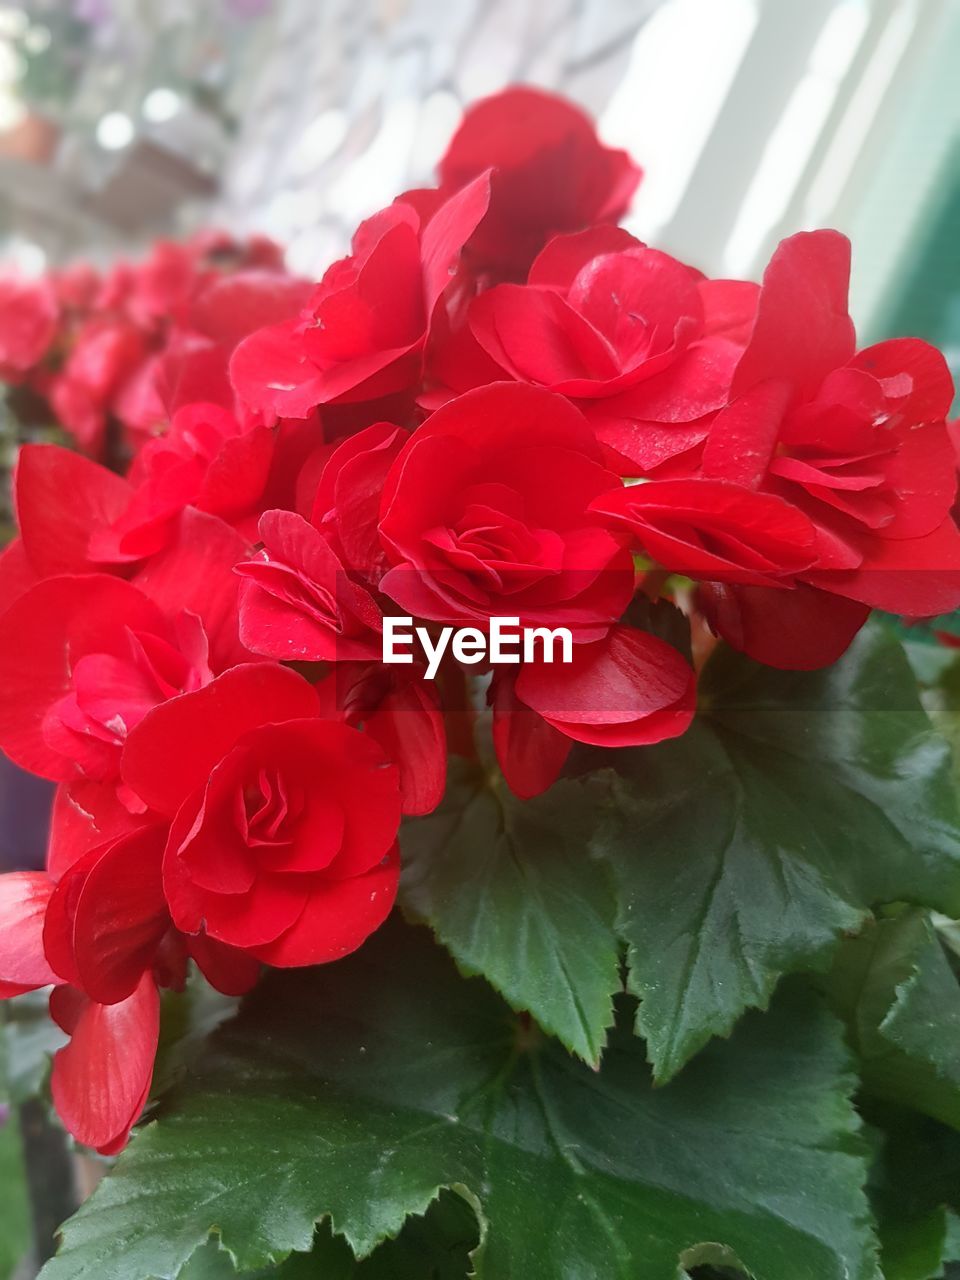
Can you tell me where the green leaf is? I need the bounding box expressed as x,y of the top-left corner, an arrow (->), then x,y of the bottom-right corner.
175,1192 -> 478,1279
42,921 -> 877,1280
0,1012 -> 31,1280
3,989 -> 66,1104
866,1105 -> 960,1280
400,761 -> 621,1064
601,625 -> 960,1082
0,1109 -> 30,1280
826,910 -> 960,1128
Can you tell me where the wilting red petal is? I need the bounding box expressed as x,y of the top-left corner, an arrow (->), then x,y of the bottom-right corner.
0,872 -> 59,990
50,973 -> 159,1154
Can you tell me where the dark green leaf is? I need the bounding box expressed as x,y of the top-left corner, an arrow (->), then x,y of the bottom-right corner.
826,910 -> 960,1128
400,761 -> 620,1064
602,625 -> 960,1081
174,1191 -> 478,1279
42,921 -> 877,1280
866,1105 -> 960,1280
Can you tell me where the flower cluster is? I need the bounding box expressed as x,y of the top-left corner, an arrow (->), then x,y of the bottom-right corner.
0,85 -> 957,1155
0,230 -> 307,460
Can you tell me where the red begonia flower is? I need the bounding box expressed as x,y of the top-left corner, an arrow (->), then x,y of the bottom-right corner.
89,402 -> 275,563
699,230 -> 960,664
379,382 -> 635,638
230,174 -> 490,419
0,274 -> 58,376
121,665 -> 402,966
436,86 -> 641,280
236,509 -> 383,662
0,574 -> 212,795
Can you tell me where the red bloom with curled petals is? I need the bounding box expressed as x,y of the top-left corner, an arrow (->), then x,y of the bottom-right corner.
121,665 -> 402,967
230,175 -> 490,420
89,401 -> 275,563
0,574 -> 213,804
379,382 -> 635,637
700,230 -> 960,667
435,86 -> 641,281
429,229 -> 743,473
236,509 -> 383,662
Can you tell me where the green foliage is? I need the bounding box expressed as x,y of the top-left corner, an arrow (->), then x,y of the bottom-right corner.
40,921 -> 876,1280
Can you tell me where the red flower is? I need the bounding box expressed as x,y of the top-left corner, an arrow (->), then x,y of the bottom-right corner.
435,86 -> 641,281
89,402 -> 276,562
236,509 -> 383,662
121,664 -> 402,966
379,382 -> 635,637
429,228 -> 742,472
0,574 -> 213,806
230,175 -> 491,419
0,274 -> 58,377
700,230 -> 960,667
316,662 -> 446,817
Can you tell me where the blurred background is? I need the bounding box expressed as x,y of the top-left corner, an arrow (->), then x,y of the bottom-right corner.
0,0 -> 957,366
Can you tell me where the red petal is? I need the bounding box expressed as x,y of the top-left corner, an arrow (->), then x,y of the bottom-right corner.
251,845 -> 400,967
51,974 -> 159,1153
187,932 -> 261,996
133,508 -> 255,671
733,231 -> 856,403
491,671 -> 572,799
48,779 -> 149,880
0,539 -> 38,616
72,826 -> 169,1004
230,320 -> 326,421
122,664 -> 320,816
515,625 -> 695,747
699,580 -> 869,670
15,445 -> 133,576
806,518 -> 960,616
0,871 -> 59,989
